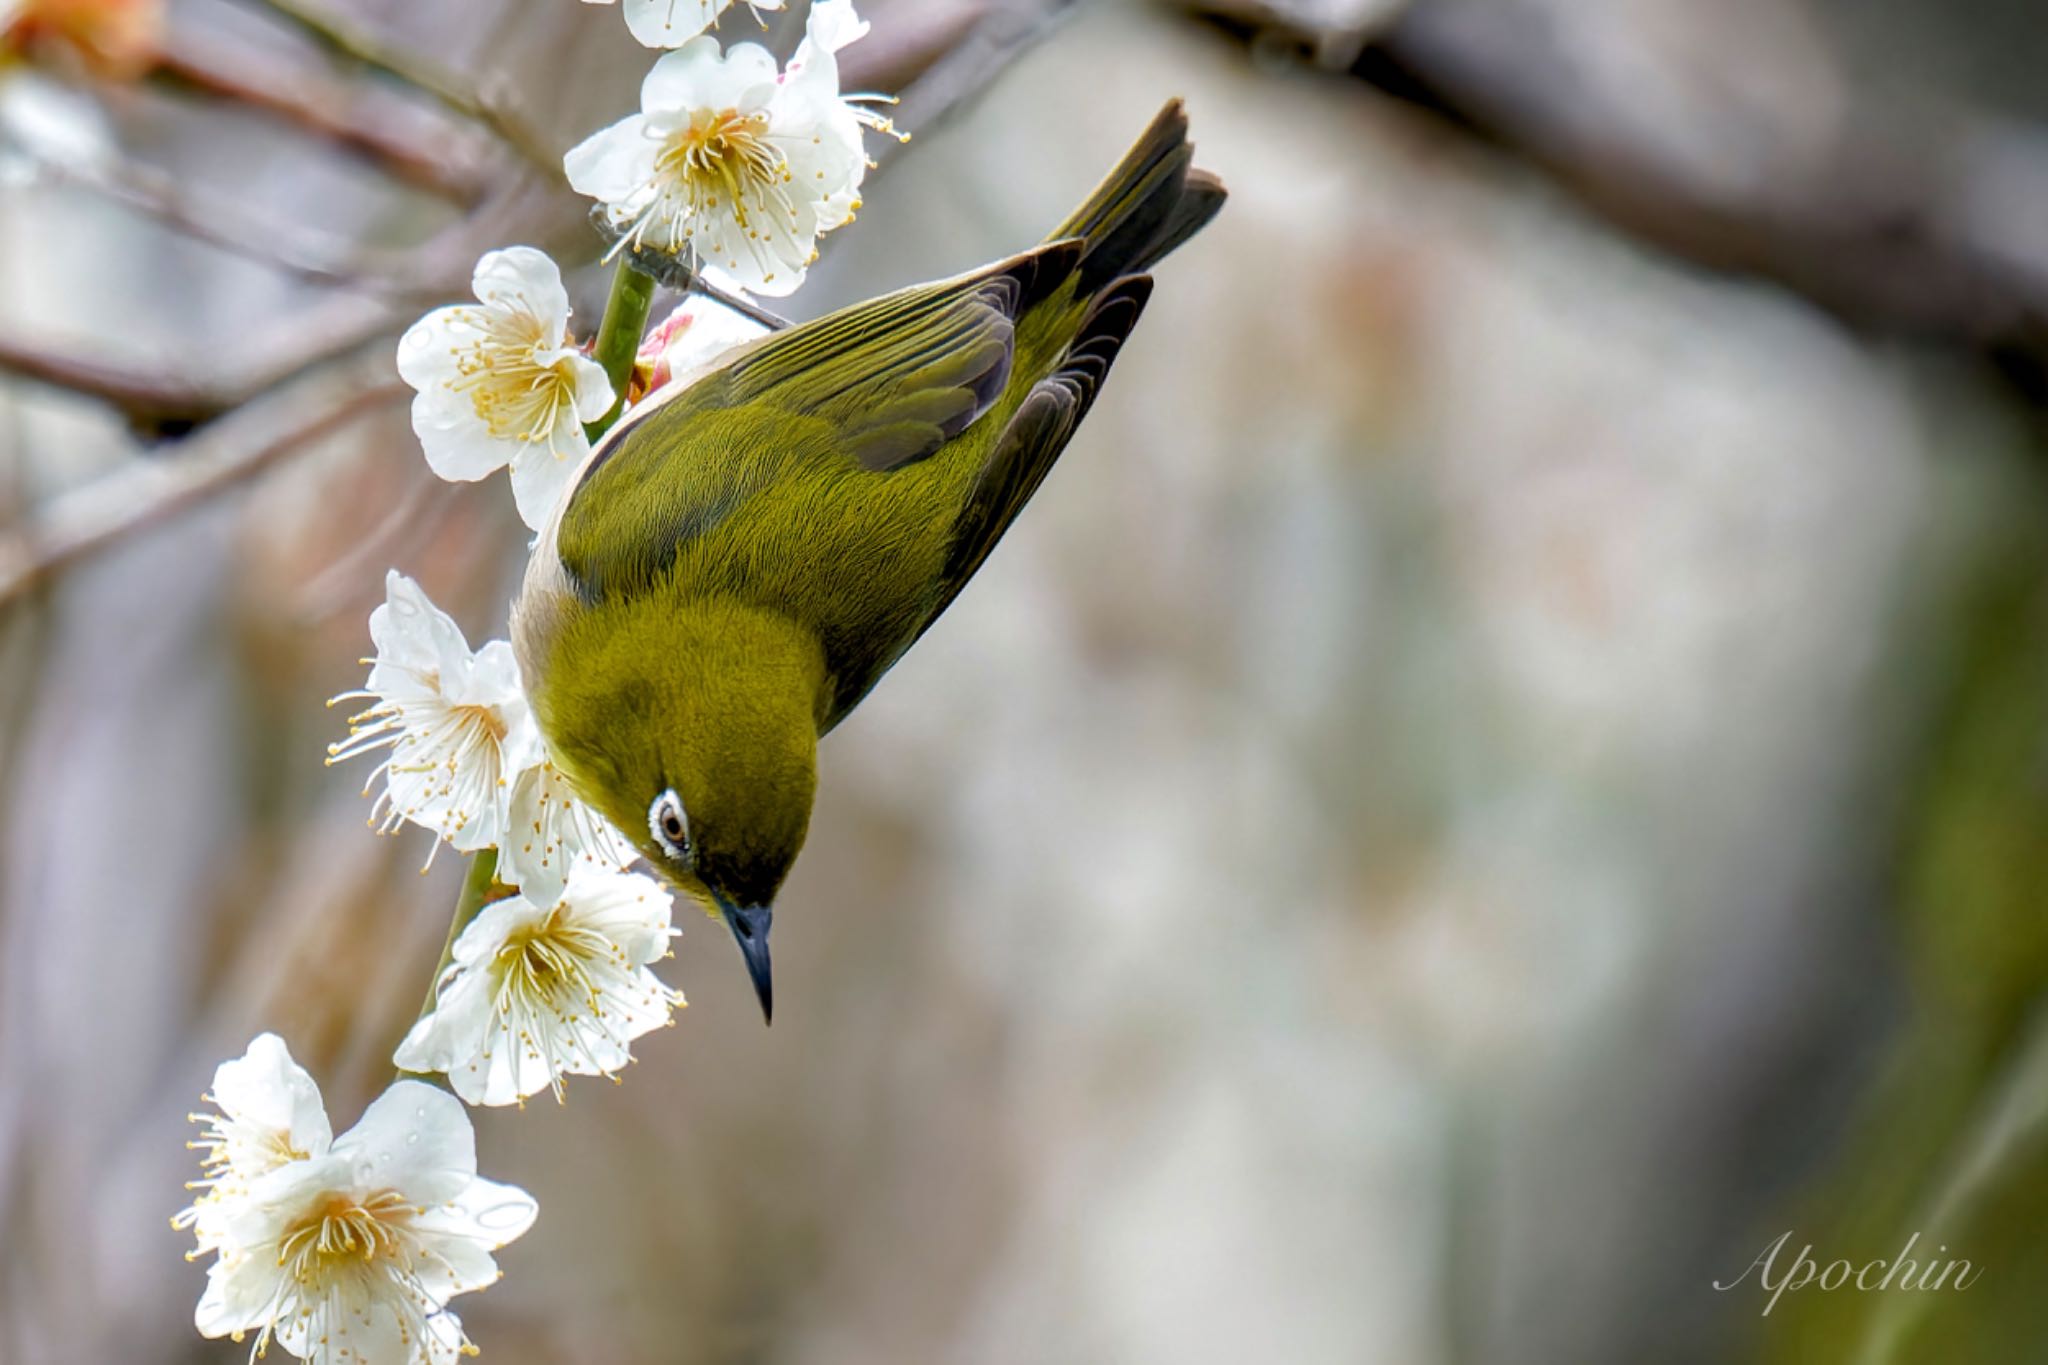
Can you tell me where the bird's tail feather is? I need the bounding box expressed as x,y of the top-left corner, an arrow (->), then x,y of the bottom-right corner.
1050,99 -> 1226,293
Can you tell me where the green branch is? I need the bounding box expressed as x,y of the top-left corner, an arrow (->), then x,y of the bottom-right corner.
584,261 -> 658,441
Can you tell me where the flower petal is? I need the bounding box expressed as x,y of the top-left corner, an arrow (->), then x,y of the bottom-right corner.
564,115 -> 660,203
396,306 -> 477,390
410,391 -> 517,482
209,1032 -> 332,1160
330,1080 -> 476,1205
622,0 -> 725,48
470,246 -> 572,336
508,436 -> 589,532
565,352 -> 616,422
419,1175 -> 540,1256
641,35 -> 775,114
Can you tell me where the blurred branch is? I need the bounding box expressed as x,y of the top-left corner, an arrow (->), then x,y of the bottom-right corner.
0,331 -> 226,430
153,27 -> 497,204
229,0 -> 567,187
28,149 -> 407,293
0,340 -> 405,606
1196,0 -> 2048,388
0,301 -> 395,426
874,0 -> 1083,172
25,146 -> 578,301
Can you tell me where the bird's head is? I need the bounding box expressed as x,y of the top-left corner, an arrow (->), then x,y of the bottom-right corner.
523,596 -> 823,1024
630,734 -> 814,1024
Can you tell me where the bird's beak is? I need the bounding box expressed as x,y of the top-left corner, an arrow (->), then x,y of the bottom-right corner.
713,892 -> 774,1024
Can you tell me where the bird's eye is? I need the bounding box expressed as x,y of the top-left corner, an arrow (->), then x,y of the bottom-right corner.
648,789 -> 692,863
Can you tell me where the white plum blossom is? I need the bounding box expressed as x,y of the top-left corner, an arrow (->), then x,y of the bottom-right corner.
397,247 -> 614,530
498,758 -> 637,906
581,0 -> 785,50
328,571 -> 540,859
393,865 -> 683,1107
563,33 -> 873,297
173,1034 -> 331,1254
190,1071 -> 538,1364
631,296 -> 769,400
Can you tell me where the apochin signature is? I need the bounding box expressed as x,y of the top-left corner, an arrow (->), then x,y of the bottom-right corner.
1714,1231 -> 1981,1316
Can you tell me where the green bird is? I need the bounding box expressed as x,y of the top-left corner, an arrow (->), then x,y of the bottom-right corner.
513,101 -> 1224,1021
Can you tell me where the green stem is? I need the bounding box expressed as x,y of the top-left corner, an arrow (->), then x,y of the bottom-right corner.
584,261 -> 658,441
396,849 -> 504,1085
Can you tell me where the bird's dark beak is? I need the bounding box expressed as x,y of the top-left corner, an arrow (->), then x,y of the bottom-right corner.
714,894 -> 774,1024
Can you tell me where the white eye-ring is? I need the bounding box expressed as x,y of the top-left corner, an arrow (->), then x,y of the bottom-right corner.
648,789 -> 691,862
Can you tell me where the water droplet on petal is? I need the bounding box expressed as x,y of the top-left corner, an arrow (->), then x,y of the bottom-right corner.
475,1196 -> 536,1233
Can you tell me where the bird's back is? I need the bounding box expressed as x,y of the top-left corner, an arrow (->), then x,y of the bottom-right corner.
522,101 -> 1225,730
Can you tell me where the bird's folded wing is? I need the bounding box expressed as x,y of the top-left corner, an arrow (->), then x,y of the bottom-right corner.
556,242 -> 1081,602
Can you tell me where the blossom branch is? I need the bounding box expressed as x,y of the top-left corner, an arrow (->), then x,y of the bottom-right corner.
586,262 -> 658,437
396,849 -> 506,1083
396,245 -> 664,1076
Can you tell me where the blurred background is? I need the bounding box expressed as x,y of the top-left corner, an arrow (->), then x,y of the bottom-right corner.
5,0 -> 2048,1361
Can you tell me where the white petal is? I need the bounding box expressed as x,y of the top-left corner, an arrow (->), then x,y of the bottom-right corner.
501,762 -> 637,905
330,1080 -> 476,1205
459,636 -> 529,706
209,1032 -> 332,1159
508,434 -> 590,531
411,391 -> 516,482
565,352 -> 616,421
453,893 -> 546,968
563,864 -> 677,966
623,0 -> 726,48
642,36 -> 774,114
193,1262 -> 254,1339
395,306 -> 476,390
499,768 -> 572,907
564,115 -> 660,204
418,1175 -> 540,1257
801,0 -> 867,58
470,246 -> 572,337
372,571 -> 475,687
653,301 -> 769,391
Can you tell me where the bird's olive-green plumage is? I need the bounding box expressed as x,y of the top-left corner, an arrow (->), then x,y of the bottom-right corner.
513,100 -> 1224,1019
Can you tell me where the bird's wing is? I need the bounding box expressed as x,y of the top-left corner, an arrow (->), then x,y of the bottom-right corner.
928,275 -> 1153,629
555,242 -> 1081,604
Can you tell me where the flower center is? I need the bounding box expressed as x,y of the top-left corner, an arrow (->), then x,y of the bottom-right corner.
658,107 -> 785,222
448,308 -> 575,446
244,1186 -> 473,1361
277,1190 -> 417,1286
498,909 -> 610,1002
455,701 -> 510,745
617,105 -> 801,265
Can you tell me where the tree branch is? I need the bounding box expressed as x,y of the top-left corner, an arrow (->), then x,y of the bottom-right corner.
1194,0 -> 2048,386
0,302 -> 397,427
229,0 -> 568,187
152,28 -> 497,204
872,0 -> 1084,172
0,342 -> 405,606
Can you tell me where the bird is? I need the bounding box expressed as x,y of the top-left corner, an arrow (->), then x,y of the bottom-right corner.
512,100 -> 1225,1022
